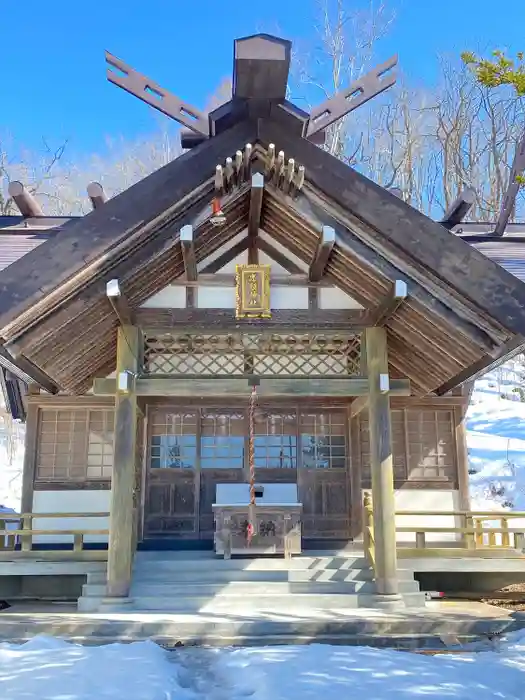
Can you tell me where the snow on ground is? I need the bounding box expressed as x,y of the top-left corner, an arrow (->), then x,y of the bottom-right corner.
467,359 -> 525,512
2,634 -> 525,700
0,397 -> 23,511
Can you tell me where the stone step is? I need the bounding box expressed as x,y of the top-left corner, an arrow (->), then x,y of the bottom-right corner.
0,610 -> 515,647
83,579 -> 420,598
133,555 -> 371,572
78,591 -> 426,613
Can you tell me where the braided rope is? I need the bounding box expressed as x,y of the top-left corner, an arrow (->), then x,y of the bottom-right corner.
246,386 -> 257,545
249,386 -> 257,506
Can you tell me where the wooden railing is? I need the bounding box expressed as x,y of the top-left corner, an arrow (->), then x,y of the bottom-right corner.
0,512 -> 109,560
362,494 -> 525,559
362,492 -> 376,572
395,510 -> 525,557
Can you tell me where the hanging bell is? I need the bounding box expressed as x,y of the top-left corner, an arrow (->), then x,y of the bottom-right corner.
210,198 -> 227,227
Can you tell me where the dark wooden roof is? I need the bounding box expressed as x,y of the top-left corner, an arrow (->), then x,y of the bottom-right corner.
1,34 -> 525,398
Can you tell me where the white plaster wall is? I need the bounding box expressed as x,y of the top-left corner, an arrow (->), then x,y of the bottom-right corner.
394,489 -> 461,544
197,286 -> 235,308
140,285 -> 186,308
32,490 -> 110,544
271,286 -> 309,309
319,287 -> 364,310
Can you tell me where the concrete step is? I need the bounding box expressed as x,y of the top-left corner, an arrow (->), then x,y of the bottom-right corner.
129,568 -> 417,584
2,608 -> 516,647
83,580 -> 420,598
77,591 -> 426,613
133,554 -> 371,572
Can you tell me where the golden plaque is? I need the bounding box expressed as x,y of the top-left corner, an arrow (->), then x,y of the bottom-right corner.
235,264 -> 271,319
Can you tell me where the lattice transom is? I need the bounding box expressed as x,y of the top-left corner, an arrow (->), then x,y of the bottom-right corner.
143,332 -> 361,378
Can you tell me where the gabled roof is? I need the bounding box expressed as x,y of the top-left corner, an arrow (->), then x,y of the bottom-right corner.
1,35 -> 525,399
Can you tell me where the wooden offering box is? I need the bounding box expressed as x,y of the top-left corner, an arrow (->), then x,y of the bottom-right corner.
213,483 -> 302,558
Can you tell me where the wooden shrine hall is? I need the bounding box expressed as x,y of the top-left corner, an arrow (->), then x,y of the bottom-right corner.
2,34 -> 525,609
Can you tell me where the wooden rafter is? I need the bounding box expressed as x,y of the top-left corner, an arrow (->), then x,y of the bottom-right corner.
87,182 -> 108,210
106,279 -> 134,325
307,56 -> 398,138
309,225 -> 335,282
0,345 -> 58,394
180,225 -> 197,282
369,280 -> 408,326
7,182 -> 43,218
248,173 -> 264,264
105,52 -> 209,136
439,188 -> 475,230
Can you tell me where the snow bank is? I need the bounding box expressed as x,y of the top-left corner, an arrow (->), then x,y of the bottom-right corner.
3,635 -> 525,700
467,360 -> 525,512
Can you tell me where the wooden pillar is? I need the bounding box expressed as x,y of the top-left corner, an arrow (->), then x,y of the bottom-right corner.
364,327 -> 398,596
106,325 -> 140,599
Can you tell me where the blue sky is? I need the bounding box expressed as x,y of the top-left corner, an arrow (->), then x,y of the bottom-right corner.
3,0 -> 524,158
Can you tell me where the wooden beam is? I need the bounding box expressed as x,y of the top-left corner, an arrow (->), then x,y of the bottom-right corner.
257,237 -> 304,274
7,182 -> 43,218
180,225 -> 197,282
106,279 -> 134,325
439,188 -> 475,230
106,325 -> 140,599
454,405 -> 471,513
307,56 -> 397,138
364,326 -> 398,596
106,52 -> 209,136
135,307 -> 372,331
87,182 -> 108,210
258,119 -> 525,339
369,280 -> 408,326
248,173 -> 264,264
309,226 -> 335,282
175,273 -> 331,287
201,238 -> 249,274
93,376 -> 411,398
20,403 -> 39,515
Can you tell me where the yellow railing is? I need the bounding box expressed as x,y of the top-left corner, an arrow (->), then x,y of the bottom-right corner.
362,492 -> 376,572
362,495 -> 525,559
395,509 -> 525,557
0,512 -> 109,561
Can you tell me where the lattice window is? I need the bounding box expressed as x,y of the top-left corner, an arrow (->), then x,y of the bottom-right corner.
149,411 -> 197,469
300,411 -> 347,469
406,409 -> 455,480
86,410 -> 114,479
359,408 -> 457,484
360,409 -> 410,483
254,411 -> 297,468
143,332 -> 361,378
201,411 -> 245,470
36,408 -> 114,481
